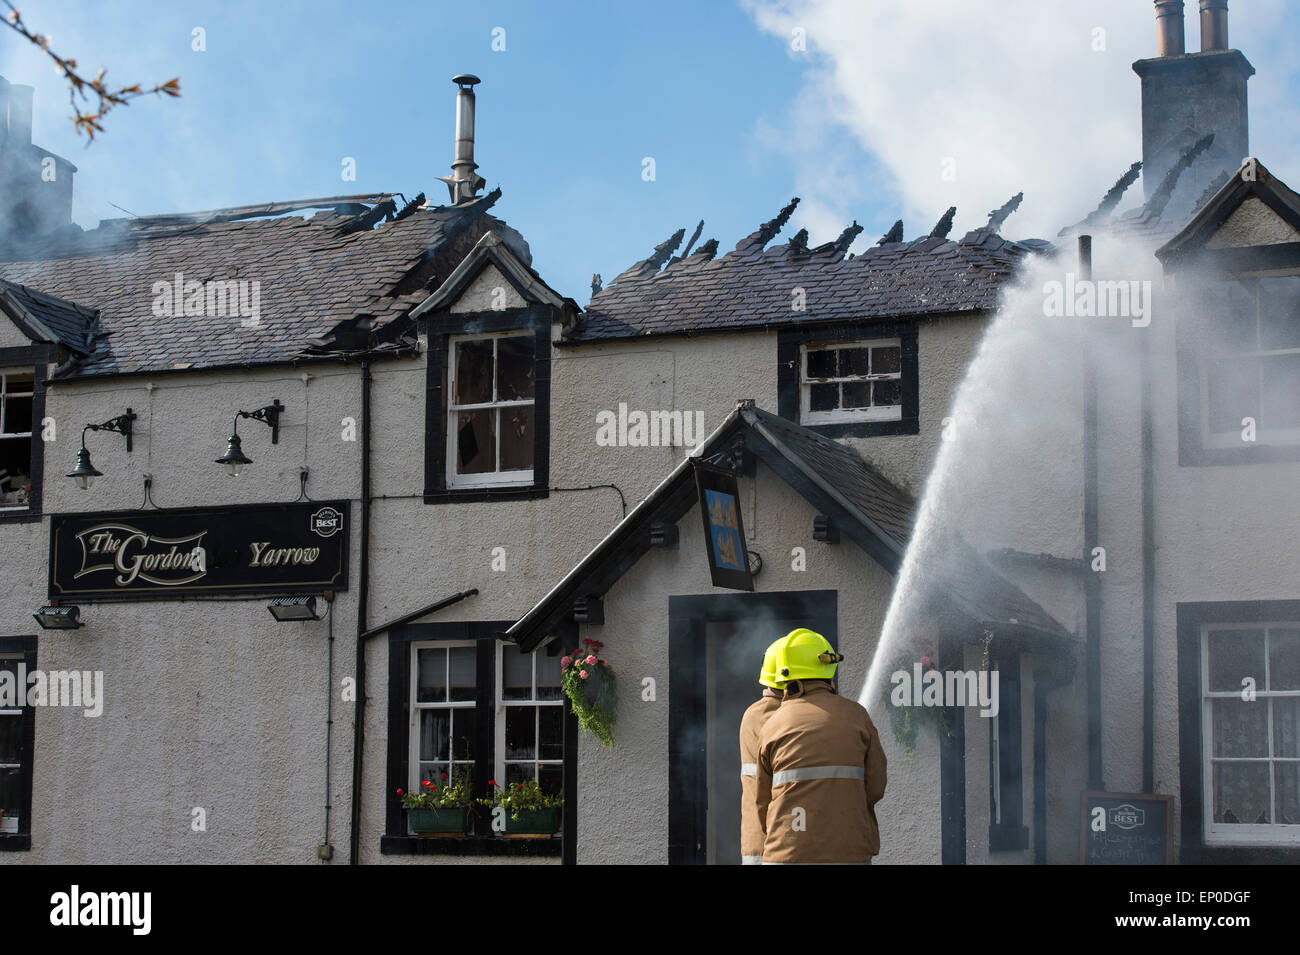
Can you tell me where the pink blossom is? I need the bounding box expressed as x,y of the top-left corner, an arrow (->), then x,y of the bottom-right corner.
561,656 -> 571,667
920,655 -> 931,668
579,670 -> 589,680
585,655 -> 597,665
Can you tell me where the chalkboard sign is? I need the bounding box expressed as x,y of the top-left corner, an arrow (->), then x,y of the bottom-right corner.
1079,791 -> 1174,865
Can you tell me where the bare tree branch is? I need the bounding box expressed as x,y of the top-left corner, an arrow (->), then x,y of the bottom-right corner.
2,2 -> 180,141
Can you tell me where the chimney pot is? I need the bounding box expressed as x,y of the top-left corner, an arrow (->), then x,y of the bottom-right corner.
1154,0 -> 1186,57
1200,0 -> 1229,51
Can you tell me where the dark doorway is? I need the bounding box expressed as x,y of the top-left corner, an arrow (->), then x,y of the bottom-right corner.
668,590 -> 837,865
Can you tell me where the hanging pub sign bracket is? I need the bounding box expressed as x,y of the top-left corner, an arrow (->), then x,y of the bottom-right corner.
692,458 -> 753,592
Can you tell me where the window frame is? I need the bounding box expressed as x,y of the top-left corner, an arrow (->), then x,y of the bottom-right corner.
1178,272 -> 1300,466
798,338 -> 904,427
445,330 -> 537,490
407,638 -> 478,825
1177,600 -> 1300,863
777,322 -> 919,439
1200,622 -> 1300,847
0,346 -> 52,525
423,306 -> 552,505
495,640 -> 565,790
0,635 -> 36,852
382,620 -> 576,859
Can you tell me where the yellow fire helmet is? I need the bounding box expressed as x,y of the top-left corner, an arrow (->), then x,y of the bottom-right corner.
773,628 -> 844,682
759,635 -> 791,689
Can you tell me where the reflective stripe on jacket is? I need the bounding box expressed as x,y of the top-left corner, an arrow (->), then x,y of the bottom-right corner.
756,681 -> 887,864
739,689 -> 783,865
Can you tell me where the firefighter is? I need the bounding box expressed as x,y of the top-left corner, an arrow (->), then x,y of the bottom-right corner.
739,635 -> 789,865
756,628 -> 887,864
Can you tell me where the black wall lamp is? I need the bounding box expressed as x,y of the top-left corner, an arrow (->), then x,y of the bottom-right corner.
216,399 -> 284,477
67,409 -> 136,490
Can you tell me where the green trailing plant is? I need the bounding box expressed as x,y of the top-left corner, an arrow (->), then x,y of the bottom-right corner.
561,638 -> 616,748
879,648 -> 954,759
396,770 -> 474,809
478,779 -> 563,820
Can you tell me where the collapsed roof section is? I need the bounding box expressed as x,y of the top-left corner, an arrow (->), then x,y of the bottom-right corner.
0,190 -> 527,378
507,400 -> 1074,654
569,196 -> 1037,343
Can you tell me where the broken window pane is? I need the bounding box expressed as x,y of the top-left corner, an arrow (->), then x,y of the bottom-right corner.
873,346 -> 902,375
839,347 -> 869,377
497,335 -> 536,400
841,381 -> 869,408
454,339 -> 494,405
873,379 -> 902,407
809,383 -> 837,412
499,405 -> 534,472
806,349 -> 836,379
456,409 -> 495,472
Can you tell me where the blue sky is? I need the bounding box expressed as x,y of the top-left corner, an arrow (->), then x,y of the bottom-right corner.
3,1 -> 1299,303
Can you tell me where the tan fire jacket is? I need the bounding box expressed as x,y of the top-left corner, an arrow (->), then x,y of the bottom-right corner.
739,689 -> 783,865
756,681 -> 887,864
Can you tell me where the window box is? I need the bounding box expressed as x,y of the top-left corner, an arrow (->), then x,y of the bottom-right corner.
407,806 -> 471,836
503,806 -> 562,836
777,323 -> 918,438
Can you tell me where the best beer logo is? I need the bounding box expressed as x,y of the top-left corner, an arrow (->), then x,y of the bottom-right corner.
1110,804 -> 1145,830
311,506 -> 342,538
74,523 -> 208,587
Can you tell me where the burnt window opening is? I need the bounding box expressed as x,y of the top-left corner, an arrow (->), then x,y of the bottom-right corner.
448,332 -> 536,487
0,370 -> 34,510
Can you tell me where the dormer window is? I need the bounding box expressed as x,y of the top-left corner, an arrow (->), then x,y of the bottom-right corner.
0,369 -> 34,510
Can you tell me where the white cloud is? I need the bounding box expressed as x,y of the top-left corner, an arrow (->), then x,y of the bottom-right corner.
743,0 -> 1294,244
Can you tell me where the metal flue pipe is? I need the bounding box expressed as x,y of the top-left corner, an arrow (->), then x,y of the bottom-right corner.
1154,0 -> 1186,57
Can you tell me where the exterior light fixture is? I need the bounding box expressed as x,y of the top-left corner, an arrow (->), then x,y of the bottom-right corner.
67,409 -> 136,490
33,605 -> 83,629
267,595 -> 319,622
216,400 -> 284,477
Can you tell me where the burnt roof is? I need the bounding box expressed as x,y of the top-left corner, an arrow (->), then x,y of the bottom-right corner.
567,199 -> 1038,343
0,191 -> 512,378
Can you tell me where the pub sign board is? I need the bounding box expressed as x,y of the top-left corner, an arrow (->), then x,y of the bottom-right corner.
49,501 -> 349,599
1079,791 -> 1174,865
693,460 -> 753,592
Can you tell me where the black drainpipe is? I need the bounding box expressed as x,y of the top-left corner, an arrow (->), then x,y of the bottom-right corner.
348,359 -> 373,865
1141,315 -> 1156,792
1080,235 -> 1104,793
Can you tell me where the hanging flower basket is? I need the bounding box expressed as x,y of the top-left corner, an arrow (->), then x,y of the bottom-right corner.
561,639 -> 616,748
879,648 -> 954,759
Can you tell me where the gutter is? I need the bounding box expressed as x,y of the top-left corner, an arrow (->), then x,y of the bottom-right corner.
1141,311 -> 1156,792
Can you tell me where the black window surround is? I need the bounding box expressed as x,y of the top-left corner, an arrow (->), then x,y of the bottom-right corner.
381,619 -> 577,860
777,322 -> 919,438
0,345 -> 53,526
0,635 -> 36,852
423,305 -> 552,505
1174,259 -> 1300,467
1176,600 -> 1300,863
